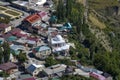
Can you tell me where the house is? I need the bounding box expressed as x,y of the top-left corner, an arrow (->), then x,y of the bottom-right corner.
48,32 -> 70,55
6,36 -> 17,42
23,14 -> 41,29
37,11 -> 48,21
73,69 -> 90,78
27,36 -> 41,47
10,28 -> 28,38
76,64 -> 103,74
42,64 -> 67,78
49,16 -> 57,24
65,66 -> 73,75
26,64 -> 45,77
10,44 -> 26,55
57,23 -> 72,31
90,72 -> 106,80
18,74 -> 36,80
0,23 -> 11,33
30,26 -> 48,37
102,73 -> 113,80
0,37 -> 4,44
32,45 -> 51,59
0,62 -> 18,74
43,1 -> 53,8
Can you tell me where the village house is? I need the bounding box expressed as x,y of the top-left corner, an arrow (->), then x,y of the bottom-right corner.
0,37 -> 4,44
10,44 -> 26,55
32,45 -> 51,59
26,64 -> 45,77
0,23 -> 11,34
10,28 -> 28,38
40,64 -> 67,78
18,74 -> 36,80
90,72 -> 106,80
37,11 -> 48,21
14,36 -> 40,48
48,29 -> 70,55
102,73 -> 113,80
22,14 -> 41,30
29,25 -> 48,37
73,69 -> 90,78
0,62 -> 18,74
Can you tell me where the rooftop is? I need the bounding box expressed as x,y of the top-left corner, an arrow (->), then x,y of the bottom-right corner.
10,44 -> 25,51
19,74 -> 35,80
0,62 -> 17,71
0,23 -> 9,29
6,36 -> 17,42
38,11 -> 47,18
51,35 -> 65,44
25,14 -> 41,24
43,64 -> 67,75
27,64 -> 44,73
33,45 -> 51,53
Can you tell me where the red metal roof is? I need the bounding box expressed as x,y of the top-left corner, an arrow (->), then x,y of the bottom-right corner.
25,14 -> 41,24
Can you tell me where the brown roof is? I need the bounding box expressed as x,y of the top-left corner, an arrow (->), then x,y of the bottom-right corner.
25,14 -> 41,24
33,26 -> 42,30
0,62 -> 17,71
10,28 -> 22,35
0,23 -> 9,30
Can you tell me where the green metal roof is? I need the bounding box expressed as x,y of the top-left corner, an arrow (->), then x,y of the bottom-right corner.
7,36 -> 17,42
52,78 -> 60,80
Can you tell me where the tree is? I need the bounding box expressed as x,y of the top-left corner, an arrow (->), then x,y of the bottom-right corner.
45,56 -> 58,67
0,46 -> 3,63
17,52 -> 27,63
2,42 -> 10,63
56,0 -> 66,21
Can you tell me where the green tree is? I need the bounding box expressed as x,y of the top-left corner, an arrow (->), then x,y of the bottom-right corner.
2,42 -> 10,63
45,56 -> 58,67
0,46 -> 3,63
17,52 -> 27,63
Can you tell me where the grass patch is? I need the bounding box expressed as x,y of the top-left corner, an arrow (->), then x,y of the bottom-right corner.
88,0 -> 120,10
5,10 -> 20,16
89,13 -> 106,29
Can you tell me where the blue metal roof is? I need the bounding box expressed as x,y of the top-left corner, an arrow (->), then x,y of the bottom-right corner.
27,64 -> 36,73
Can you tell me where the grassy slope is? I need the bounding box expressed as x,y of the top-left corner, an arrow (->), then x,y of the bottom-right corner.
89,13 -> 106,29
88,0 -> 120,10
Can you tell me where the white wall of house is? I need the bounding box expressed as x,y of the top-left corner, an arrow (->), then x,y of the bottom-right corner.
35,49 -> 51,59
5,26 -> 11,33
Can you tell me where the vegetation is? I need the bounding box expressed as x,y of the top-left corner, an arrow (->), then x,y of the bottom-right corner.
0,17 -> 10,24
88,0 -> 120,10
0,71 -> 9,77
89,13 -> 106,29
45,56 -> 58,67
0,42 -> 11,63
0,6 -> 6,10
54,0 -> 120,79
5,10 -> 20,16
17,52 -> 28,63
